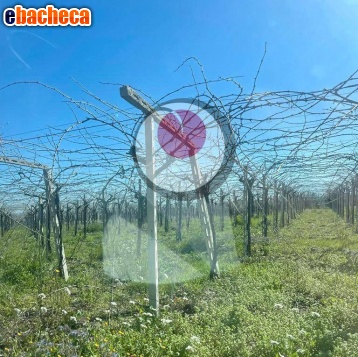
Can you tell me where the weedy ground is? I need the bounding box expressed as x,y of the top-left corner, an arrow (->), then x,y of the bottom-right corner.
0,209 -> 357,356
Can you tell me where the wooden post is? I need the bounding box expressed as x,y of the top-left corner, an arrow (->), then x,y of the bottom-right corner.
289,191 -> 294,221
203,190 -> 219,278
228,195 -> 233,221
117,199 -> 121,235
0,212 -> 3,238
233,190 -> 238,223
220,189 -> 224,232
186,194 -> 190,229
83,196 -> 87,239
280,184 -> 285,228
159,196 -> 163,227
39,197 -> 45,249
262,175 -> 268,238
129,206 -> 132,223
337,188 -> 341,217
74,200 -> 79,236
177,194 -> 183,242
102,190 -> 108,235
124,202 -> 128,226
331,190 -> 336,213
164,194 -> 169,233
341,186 -> 345,219
274,181 -> 279,231
46,202 -> 52,255
241,166 -> 253,257
94,201 -> 98,223
137,179 -> 143,258
286,189 -> 290,225
66,203 -> 70,232
169,198 -> 172,222
346,185 -> 350,223
244,169 -> 250,256
351,178 -> 355,225
43,169 -> 68,280
188,155 -> 219,277
33,207 -> 38,240
355,176 -> 358,232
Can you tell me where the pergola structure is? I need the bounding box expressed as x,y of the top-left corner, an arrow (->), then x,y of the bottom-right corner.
0,156 -> 68,280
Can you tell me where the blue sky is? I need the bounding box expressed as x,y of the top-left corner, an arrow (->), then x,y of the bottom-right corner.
1,0 -> 358,138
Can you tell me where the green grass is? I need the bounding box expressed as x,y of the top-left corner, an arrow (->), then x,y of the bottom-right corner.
0,209 -> 358,356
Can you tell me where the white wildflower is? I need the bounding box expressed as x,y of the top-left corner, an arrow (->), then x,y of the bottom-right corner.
274,303 -> 283,309
129,300 -> 136,305
190,336 -> 201,344
270,340 -> 279,345
296,349 -> 305,354
114,279 -> 123,286
110,301 -> 117,306
40,306 -> 47,314
61,309 -> 68,315
95,317 -> 102,322
38,293 -> 46,300
311,311 -> 320,317
63,287 -> 71,295
182,296 -> 189,301
143,298 -> 149,302
70,316 -> 77,323
185,345 -> 195,353
142,312 -> 153,317
140,324 -> 147,329
104,309 -> 110,314
161,318 -> 172,325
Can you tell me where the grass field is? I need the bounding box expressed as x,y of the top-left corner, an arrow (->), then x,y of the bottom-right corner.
0,209 -> 357,356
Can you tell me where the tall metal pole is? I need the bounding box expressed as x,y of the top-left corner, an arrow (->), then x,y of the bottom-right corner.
120,86 -> 159,315
144,108 -> 159,314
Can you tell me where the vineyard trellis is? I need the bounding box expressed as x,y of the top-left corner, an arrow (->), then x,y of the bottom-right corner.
0,156 -> 68,279
2,66 -> 358,312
